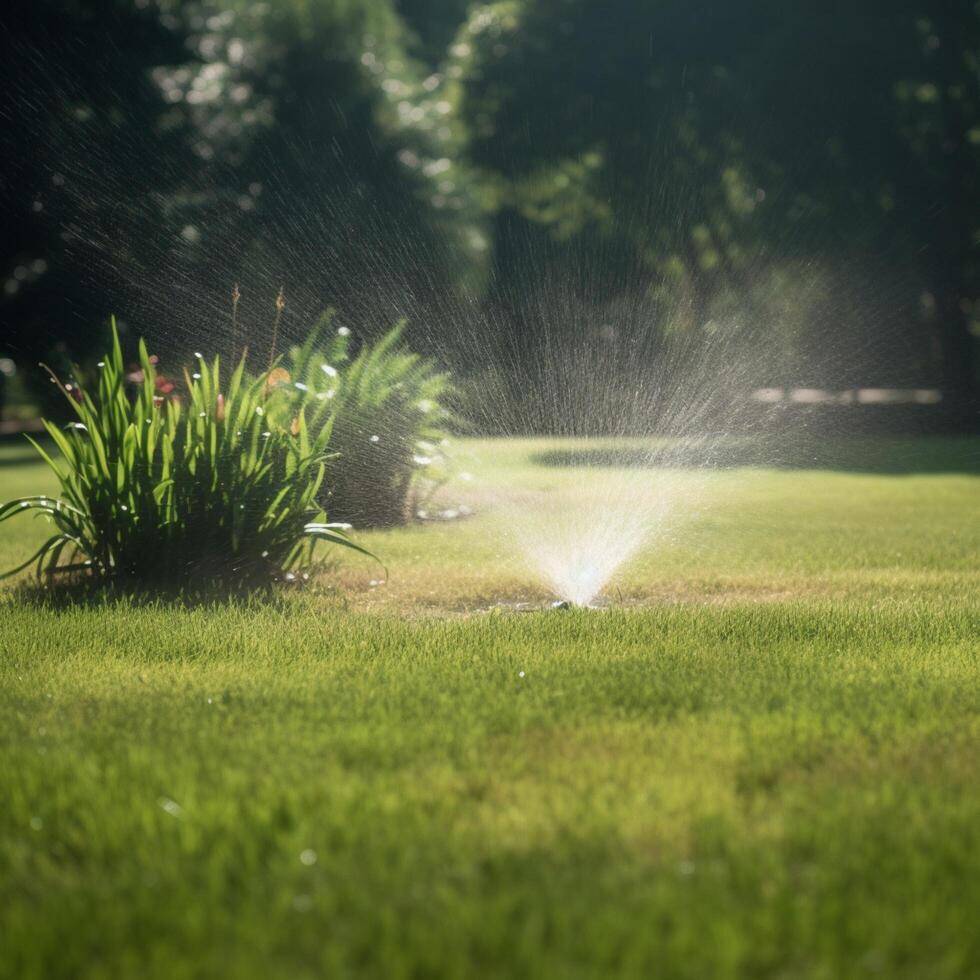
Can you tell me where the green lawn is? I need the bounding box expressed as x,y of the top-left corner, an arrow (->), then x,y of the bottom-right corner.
1,436 -> 978,978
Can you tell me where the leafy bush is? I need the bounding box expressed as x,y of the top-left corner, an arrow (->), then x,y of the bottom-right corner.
0,324 -> 372,590
282,315 -> 454,527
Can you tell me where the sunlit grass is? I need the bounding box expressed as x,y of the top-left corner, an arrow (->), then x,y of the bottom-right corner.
1,436 -> 978,977
3,436 -> 977,611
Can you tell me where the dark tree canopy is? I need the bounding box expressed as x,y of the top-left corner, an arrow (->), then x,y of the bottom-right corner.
1,0 -> 978,422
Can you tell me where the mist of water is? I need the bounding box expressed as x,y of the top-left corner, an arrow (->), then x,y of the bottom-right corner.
8,66 -> 855,608
448,293 -> 778,606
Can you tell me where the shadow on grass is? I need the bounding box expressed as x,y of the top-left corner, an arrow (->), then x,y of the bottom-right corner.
5,571 -> 340,612
532,436 -> 980,475
0,430 -> 56,468
0,449 -> 50,468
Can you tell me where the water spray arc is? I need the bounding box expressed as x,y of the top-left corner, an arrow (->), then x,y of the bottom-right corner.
458,308 -> 773,608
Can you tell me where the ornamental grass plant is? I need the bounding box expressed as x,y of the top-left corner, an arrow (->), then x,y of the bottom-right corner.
284,314 -> 455,527
0,323 -> 371,592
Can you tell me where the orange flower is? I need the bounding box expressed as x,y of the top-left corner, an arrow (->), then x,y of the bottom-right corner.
264,367 -> 290,395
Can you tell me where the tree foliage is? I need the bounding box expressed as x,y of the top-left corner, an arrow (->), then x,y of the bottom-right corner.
1,0 -> 977,418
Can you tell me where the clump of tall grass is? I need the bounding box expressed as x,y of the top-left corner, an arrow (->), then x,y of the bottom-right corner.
0,323 -> 372,591
282,313 -> 454,527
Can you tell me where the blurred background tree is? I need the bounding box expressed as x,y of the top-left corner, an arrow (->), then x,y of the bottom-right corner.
1,0 -> 977,426
450,0 -> 979,412
0,0 -> 196,415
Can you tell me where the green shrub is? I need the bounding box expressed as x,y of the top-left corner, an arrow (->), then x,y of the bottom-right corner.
0,324 -> 373,591
283,315 -> 454,527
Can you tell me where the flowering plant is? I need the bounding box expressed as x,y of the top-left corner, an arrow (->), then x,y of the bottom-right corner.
0,322 -> 375,590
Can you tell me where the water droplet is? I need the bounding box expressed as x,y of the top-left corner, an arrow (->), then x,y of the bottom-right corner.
158,797 -> 183,819
299,849 -> 317,866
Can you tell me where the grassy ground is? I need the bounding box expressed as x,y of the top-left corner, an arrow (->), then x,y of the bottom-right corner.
1,436 -> 978,978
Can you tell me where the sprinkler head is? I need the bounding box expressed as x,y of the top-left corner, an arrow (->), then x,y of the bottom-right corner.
550,600 -> 572,610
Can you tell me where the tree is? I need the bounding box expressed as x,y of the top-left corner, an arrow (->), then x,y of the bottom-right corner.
0,0 -> 195,413
141,0 -> 488,350
448,0 -> 979,409
1,0 -> 489,407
